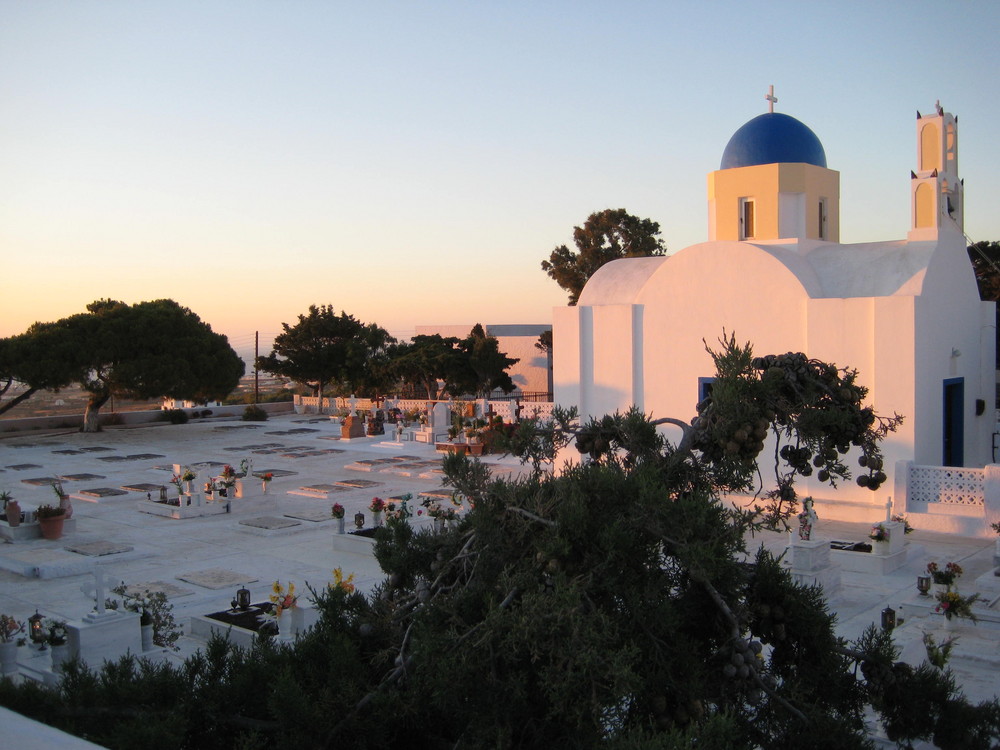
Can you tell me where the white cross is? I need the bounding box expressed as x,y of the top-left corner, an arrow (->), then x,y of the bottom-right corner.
81,568 -> 110,614
765,85 -> 778,113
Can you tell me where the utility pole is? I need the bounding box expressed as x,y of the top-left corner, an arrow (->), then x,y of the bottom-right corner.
254,331 -> 260,405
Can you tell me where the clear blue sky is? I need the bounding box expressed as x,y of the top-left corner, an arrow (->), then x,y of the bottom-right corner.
2,1 -> 999,359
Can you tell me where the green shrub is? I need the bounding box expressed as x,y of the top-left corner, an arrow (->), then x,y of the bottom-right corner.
165,409 -> 189,425
242,405 -> 268,421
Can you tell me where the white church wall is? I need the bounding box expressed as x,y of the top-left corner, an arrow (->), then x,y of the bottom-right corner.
911,229 -> 996,468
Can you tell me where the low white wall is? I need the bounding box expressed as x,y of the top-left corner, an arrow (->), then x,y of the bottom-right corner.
0,401 -> 293,434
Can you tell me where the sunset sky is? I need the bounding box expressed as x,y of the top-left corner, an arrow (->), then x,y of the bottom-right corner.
3,1 -> 999,361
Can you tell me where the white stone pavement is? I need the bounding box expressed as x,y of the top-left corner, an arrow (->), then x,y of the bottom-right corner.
0,412 -> 998,746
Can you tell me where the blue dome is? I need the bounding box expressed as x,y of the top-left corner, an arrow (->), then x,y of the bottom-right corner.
720,112 -> 827,170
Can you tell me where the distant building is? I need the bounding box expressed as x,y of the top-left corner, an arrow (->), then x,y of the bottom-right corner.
555,100 -> 994,521
414,324 -> 552,396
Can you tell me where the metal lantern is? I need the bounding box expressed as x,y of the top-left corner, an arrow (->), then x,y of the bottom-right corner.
236,587 -> 251,611
355,512 -> 365,529
917,574 -> 931,596
880,606 -> 897,631
28,610 -> 46,648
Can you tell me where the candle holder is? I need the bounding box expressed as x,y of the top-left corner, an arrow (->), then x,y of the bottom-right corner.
231,586 -> 251,612
355,512 -> 365,529
880,606 -> 896,631
917,574 -> 931,597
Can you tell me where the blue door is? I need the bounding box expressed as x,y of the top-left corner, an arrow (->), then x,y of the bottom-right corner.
943,378 -> 964,467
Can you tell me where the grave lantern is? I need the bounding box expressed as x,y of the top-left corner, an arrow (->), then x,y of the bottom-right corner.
916,574 -> 931,596
28,610 -> 46,648
355,512 -> 365,529
880,606 -> 896,631
236,587 -> 251,611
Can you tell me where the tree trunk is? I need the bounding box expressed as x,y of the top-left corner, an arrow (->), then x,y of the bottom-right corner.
83,391 -> 111,433
316,381 -> 325,414
0,386 -> 40,416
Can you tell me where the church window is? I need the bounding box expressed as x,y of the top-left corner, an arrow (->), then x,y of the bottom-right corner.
739,198 -> 755,240
818,198 -> 828,239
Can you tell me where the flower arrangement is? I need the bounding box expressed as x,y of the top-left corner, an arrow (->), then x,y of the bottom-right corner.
220,465 -> 237,486
331,503 -> 345,520
45,619 -> 68,646
934,589 -> 979,622
261,472 -> 273,484
35,503 -> 65,519
51,480 -> 67,501
239,458 -> 251,476
332,567 -> 355,594
0,614 -> 25,644
170,474 -> 184,492
869,523 -> 890,542
181,468 -> 197,482
386,494 -> 413,521
991,521 -> 1000,535
369,497 -> 386,514
891,514 -> 914,534
927,561 -> 963,587
422,500 -> 443,518
270,581 -> 297,616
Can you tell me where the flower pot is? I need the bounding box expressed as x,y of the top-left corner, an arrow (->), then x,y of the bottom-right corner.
5,500 -> 21,527
141,623 -> 154,652
38,515 -> 66,540
0,641 -> 19,675
278,610 -> 295,641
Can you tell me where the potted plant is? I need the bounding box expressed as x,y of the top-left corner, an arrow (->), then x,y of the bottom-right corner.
0,614 -> 26,675
2,491 -> 21,528
927,561 -> 963,592
331,502 -> 346,534
869,522 -> 890,554
369,497 -> 386,527
934,588 -> 979,631
51,479 -> 73,519
45,618 -> 70,671
36,504 -> 67,540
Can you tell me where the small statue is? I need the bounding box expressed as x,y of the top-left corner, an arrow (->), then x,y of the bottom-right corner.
798,497 -> 818,541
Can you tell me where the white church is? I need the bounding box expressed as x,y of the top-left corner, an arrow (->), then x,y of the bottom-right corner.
553,98 -> 996,528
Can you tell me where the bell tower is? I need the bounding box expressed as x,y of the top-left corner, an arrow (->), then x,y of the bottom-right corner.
909,102 -> 963,240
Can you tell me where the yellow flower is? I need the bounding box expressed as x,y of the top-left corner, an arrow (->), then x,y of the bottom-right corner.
272,580 -> 281,595
332,567 -> 356,593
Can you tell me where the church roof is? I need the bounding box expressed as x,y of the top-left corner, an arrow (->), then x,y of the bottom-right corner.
720,112 -> 827,170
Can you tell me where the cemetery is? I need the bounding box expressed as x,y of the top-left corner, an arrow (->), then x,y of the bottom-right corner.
0,408 -> 998,723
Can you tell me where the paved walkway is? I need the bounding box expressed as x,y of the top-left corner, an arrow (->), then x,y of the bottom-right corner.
1,411 -> 999,745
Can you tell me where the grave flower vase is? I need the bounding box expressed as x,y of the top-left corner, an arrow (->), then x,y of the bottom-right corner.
434,518 -> 445,534
5,500 -> 21,527
373,511 -> 382,527
0,641 -> 19,675
874,540 -> 890,556
59,494 -> 73,520
337,517 -> 346,534
262,481 -> 269,495
38,515 -> 65,540
278,611 -> 294,641
141,623 -> 154,652
942,615 -> 955,632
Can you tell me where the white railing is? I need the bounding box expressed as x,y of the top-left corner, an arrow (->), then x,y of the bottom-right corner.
907,464 -> 985,507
